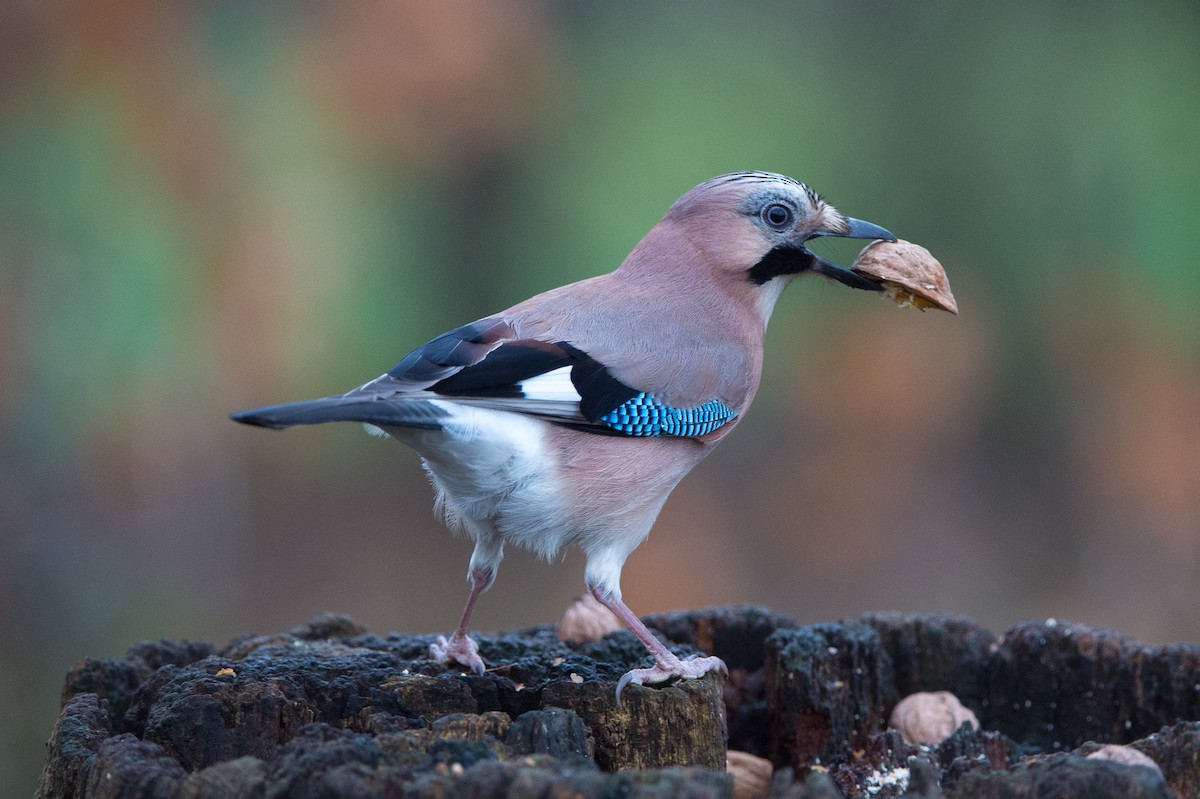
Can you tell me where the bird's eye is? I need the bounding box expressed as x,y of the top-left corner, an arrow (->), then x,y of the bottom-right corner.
762,203 -> 793,229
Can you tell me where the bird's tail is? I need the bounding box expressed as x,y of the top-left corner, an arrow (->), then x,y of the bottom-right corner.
230,395 -> 448,431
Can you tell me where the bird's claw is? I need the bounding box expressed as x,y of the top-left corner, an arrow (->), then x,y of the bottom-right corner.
430,633 -> 486,675
614,654 -> 727,703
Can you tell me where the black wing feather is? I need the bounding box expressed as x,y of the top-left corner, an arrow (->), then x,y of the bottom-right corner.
386,317 -> 515,386
559,342 -> 639,421
233,313 -> 643,434
230,396 -> 449,430
431,341 -> 575,397
423,338 -> 638,424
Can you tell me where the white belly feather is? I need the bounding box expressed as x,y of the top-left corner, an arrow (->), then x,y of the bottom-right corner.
385,403 -> 570,561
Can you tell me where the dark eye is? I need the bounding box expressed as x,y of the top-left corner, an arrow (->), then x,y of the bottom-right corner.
762,203 -> 793,229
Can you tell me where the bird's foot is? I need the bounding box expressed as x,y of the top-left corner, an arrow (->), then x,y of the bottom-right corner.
430,632 -> 486,675
615,653 -> 727,703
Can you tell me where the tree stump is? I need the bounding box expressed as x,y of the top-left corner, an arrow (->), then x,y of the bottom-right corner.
37,609 -> 1200,798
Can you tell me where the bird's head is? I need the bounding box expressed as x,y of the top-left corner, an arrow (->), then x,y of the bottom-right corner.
642,171 -> 895,297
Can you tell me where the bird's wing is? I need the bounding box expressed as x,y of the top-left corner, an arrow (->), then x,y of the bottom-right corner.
377,316 -> 519,389
234,315 -> 737,438
350,320 -> 633,430
362,317 -> 737,437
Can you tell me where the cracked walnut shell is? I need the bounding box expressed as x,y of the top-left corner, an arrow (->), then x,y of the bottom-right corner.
852,239 -> 958,315
727,750 -> 773,799
1086,745 -> 1163,777
555,593 -> 622,644
889,690 -> 979,745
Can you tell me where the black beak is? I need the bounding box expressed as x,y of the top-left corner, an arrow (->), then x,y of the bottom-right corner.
805,217 -> 896,291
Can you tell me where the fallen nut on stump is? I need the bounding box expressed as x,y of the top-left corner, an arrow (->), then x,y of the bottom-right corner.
556,593 -> 622,643
727,749 -> 773,799
1086,745 -> 1163,777
889,690 -> 979,745
852,239 -> 958,315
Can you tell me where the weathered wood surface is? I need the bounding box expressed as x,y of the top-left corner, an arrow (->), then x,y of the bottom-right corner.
38,609 -> 1200,798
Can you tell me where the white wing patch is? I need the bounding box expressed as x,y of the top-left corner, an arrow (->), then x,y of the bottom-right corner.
516,366 -> 582,402
359,366 -> 587,437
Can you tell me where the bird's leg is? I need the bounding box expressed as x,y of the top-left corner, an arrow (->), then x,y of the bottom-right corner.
431,533 -> 502,673
588,583 -> 727,701
429,565 -> 492,674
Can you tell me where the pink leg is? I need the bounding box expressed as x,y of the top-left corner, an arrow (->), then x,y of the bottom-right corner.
589,584 -> 727,701
430,567 -> 491,674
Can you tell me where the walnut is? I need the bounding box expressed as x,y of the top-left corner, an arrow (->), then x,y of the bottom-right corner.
1086,744 -> 1163,776
851,239 -> 958,315
555,593 -> 622,643
888,691 -> 979,745
727,749 -> 773,799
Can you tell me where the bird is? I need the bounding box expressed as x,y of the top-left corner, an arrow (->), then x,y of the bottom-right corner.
231,171 -> 895,698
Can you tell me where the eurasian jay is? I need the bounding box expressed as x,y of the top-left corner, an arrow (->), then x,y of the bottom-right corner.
232,171 -> 895,696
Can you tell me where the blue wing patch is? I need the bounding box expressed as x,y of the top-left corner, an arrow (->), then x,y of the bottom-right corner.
599,392 -> 736,437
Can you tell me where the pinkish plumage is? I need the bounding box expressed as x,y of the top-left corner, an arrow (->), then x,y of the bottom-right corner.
231,171 -> 895,694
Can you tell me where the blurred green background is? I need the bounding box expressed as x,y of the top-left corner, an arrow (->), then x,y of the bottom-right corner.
2,1 -> 1199,793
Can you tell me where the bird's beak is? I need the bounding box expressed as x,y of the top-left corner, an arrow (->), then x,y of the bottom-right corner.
805,217 -> 896,292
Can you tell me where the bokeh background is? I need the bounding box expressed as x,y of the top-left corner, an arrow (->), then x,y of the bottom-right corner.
2,1 -> 1199,792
